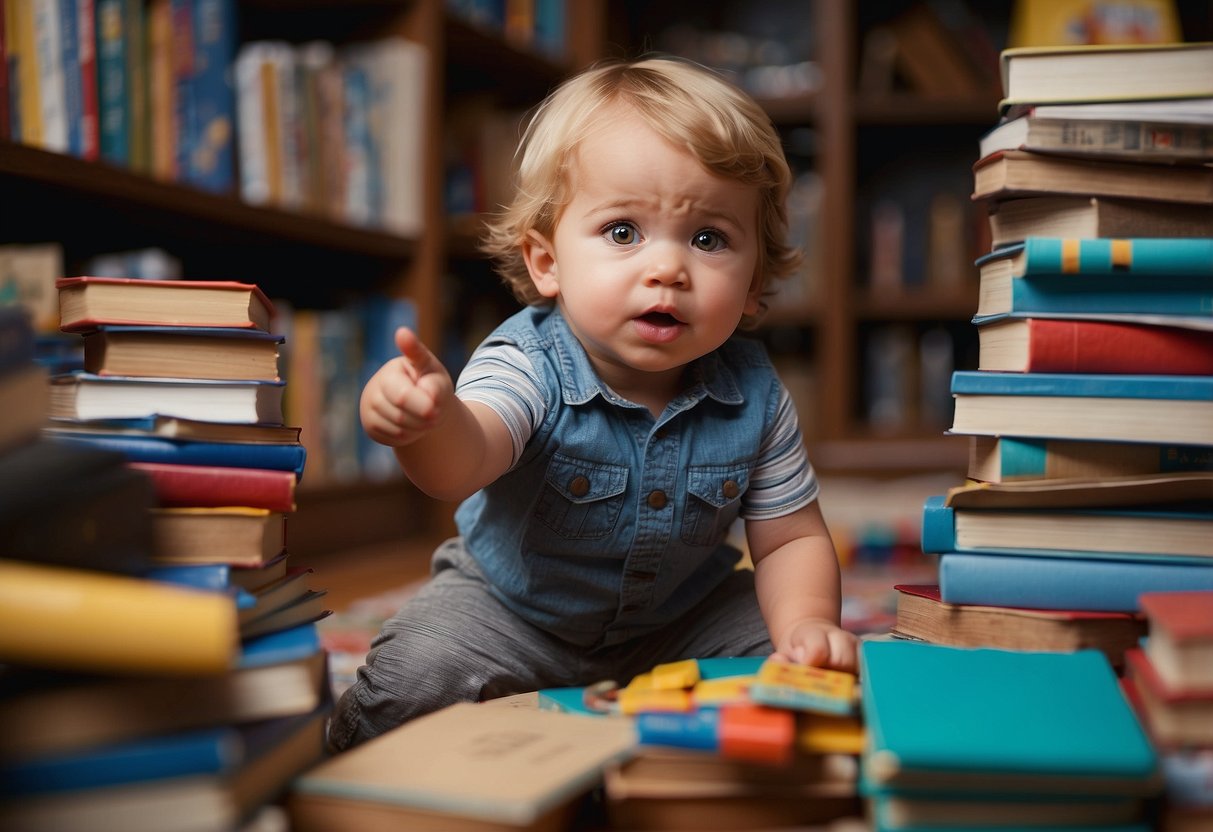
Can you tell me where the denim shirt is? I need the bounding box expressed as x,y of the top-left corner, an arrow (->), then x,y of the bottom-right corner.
454,306 -> 817,649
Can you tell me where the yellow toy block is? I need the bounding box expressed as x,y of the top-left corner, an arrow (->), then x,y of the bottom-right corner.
617,687 -> 693,715
691,675 -> 755,707
648,659 -> 701,690
750,659 -> 858,715
798,713 -> 866,755
624,672 -> 654,691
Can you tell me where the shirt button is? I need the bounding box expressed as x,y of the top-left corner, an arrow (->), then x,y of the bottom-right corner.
722,479 -> 740,499
569,475 -> 590,497
647,490 -> 668,509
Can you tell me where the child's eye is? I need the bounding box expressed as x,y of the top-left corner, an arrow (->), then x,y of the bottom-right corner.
606,223 -> 638,245
692,229 -> 727,252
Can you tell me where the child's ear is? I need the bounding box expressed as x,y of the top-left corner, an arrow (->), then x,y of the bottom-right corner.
522,230 -> 560,299
743,271 -> 764,317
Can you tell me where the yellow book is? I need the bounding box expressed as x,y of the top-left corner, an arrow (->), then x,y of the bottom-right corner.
0,559 -> 238,674
11,0 -> 42,147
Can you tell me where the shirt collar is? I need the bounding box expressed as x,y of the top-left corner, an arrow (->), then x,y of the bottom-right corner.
546,306 -> 745,409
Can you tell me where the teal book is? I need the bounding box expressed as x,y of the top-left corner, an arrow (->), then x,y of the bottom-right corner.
46,433 -> 307,478
860,641 -> 1160,796
938,552 -> 1213,612
974,237 -> 1213,321
94,0 -> 129,164
920,495 -> 1213,562
969,436 -> 1213,483
950,371 -> 1213,446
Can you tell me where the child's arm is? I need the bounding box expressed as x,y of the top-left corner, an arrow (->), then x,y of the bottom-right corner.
360,327 -> 514,501
746,502 -> 859,672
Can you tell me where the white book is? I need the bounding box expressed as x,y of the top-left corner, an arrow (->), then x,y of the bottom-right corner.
33,0 -> 68,152
50,373 -> 286,424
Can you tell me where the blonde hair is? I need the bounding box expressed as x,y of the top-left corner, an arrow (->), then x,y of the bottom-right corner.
480,56 -> 799,327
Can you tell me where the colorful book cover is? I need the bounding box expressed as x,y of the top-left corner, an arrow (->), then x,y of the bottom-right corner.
952,370 -> 1213,402
46,432 -> 307,478
94,0 -> 127,163
179,0 -> 235,193
977,318 -> 1213,375
860,640 -> 1159,795
938,552 -> 1213,612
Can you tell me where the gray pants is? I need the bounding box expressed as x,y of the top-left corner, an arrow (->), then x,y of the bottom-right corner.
327,537 -> 774,751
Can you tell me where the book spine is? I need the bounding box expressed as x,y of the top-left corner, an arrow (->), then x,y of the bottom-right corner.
1014,319 -> 1213,374
1021,237 -> 1213,276
169,0 -> 192,183
919,495 -> 954,554
0,559 -> 238,673
182,0 -> 234,193
123,0 -> 145,171
94,0 -> 126,163
939,552 -> 1213,612
57,0 -> 81,155
235,41 -> 269,204
32,0 -> 65,150
75,0 -> 97,158
0,0 -> 9,141
129,461 -> 297,511
951,370 -> 1213,401
981,437 -> 1213,481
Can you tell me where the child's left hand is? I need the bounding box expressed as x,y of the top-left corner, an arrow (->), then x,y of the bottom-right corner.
771,618 -> 859,673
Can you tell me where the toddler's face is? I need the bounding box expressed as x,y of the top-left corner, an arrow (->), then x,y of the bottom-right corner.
526,106 -> 762,395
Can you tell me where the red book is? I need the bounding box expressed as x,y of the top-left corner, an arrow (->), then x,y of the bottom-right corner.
130,461 -> 297,512
1123,648 -> 1213,747
1139,590 -> 1213,692
77,0 -> 100,160
978,318 -> 1213,374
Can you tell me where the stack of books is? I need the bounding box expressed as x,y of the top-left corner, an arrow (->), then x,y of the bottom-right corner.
860,640 -> 1161,830
1124,590 -> 1213,831
897,41 -> 1213,665
0,279 -> 331,831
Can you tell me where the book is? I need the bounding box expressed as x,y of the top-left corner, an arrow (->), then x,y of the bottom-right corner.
289,702 -> 638,831
938,552 -> 1213,612
0,705 -> 326,832
987,196 -> 1213,249
998,43 -> 1213,110
145,552 -> 290,593
0,440 -> 156,574
0,558 -> 238,674
49,372 -> 286,424
177,0 -> 236,193
977,318 -> 1213,374
240,590 -> 330,640
0,623 -> 327,760
968,435 -> 1213,483
56,277 -> 274,332
1003,97 -> 1213,125
235,566 -> 313,624
152,507 -> 286,567
603,748 -> 860,832
860,640 -> 1159,796
1139,590 -> 1213,691
46,414 -> 302,444
921,494 -> 1212,562
870,791 -> 1145,831
974,237 -> 1213,322
82,326 -> 283,380
942,472 -> 1213,511
46,432 -> 308,477
130,461 -> 297,512
1125,648 -> 1213,747
949,371 -> 1213,446
891,584 -> 1145,667
979,112 -> 1213,164
972,150 -> 1213,204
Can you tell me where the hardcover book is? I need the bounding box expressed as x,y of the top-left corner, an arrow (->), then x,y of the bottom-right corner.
1139,590 -> 1213,691
921,494 -> 1212,562
45,414 -> 303,444
151,507 -> 286,567
987,196 -> 1213,249
46,432 -> 308,477
49,372 -> 286,424
290,702 -> 638,831
82,325 -> 283,381
998,42 -> 1213,109
860,640 -> 1159,796
977,318 -> 1213,374
1124,648 -> 1213,747
0,622 -> 327,760
967,435 -> 1213,483
892,584 -> 1145,667
56,277 -> 274,332
938,552 -> 1213,612
972,150 -> 1213,204
979,113 -> 1213,164
130,461 -> 297,512
949,371 -> 1213,446
974,237 -> 1213,322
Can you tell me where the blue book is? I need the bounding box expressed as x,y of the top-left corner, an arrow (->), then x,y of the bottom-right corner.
144,552 -> 289,592
950,371 -> 1213,446
860,641 -> 1159,797
46,433 -> 307,478
921,495 -> 1213,563
94,0 -> 129,164
973,237 -> 1213,322
179,0 -> 236,193
58,0 -> 84,157
0,705 -> 326,797
938,552 -> 1213,612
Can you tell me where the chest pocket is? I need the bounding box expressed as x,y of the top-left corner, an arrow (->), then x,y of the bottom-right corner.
535,454 -> 629,540
681,464 -> 749,546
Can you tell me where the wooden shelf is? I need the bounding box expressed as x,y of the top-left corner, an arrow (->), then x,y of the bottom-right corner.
811,435 -> 969,475
855,286 -> 979,321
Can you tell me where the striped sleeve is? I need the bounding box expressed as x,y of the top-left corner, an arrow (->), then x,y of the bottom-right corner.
455,342 -> 548,468
740,385 -> 819,520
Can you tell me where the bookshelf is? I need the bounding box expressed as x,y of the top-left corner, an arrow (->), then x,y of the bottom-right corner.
0,0 -> 603,555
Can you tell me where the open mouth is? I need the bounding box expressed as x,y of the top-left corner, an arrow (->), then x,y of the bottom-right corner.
637,311 -> 682,327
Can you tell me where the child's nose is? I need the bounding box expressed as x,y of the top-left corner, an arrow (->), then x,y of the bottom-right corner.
642,242 -> 689,287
